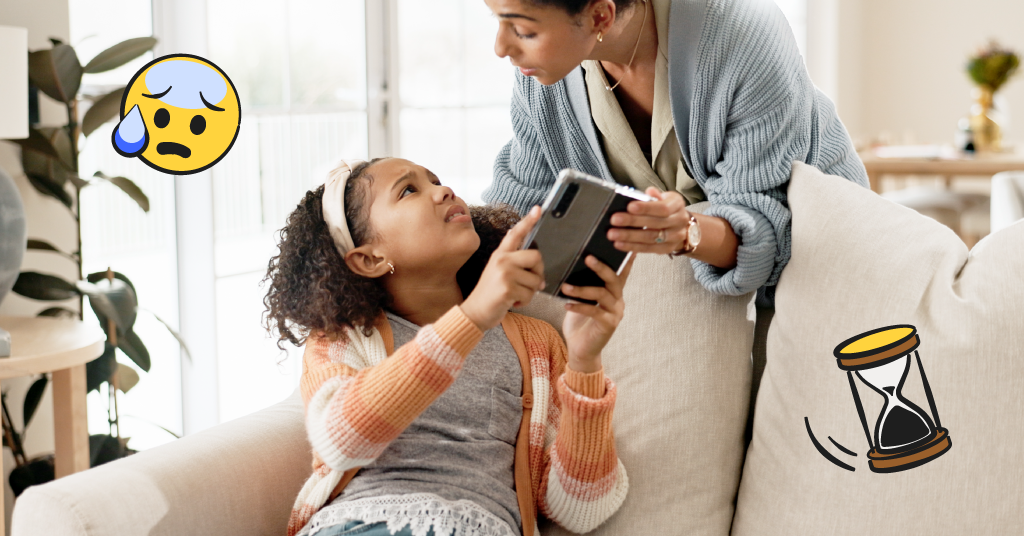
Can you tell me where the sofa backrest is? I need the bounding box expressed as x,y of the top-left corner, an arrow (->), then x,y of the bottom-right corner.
732,162 -> 1024,535
517,200 -> 756,536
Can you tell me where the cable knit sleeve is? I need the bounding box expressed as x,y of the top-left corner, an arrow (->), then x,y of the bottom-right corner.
685,0 -> 868,301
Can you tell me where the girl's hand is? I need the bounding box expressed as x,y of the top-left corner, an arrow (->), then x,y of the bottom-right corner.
607,187 -> 691,255
461,206 -> 545,332
560,255 -> 634,373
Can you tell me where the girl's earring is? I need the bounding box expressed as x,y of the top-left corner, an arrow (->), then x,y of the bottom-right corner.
596,31 -> 603,43
387,262 -> 395,275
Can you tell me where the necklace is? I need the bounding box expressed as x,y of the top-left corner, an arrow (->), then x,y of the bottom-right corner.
605,0 -> 648,92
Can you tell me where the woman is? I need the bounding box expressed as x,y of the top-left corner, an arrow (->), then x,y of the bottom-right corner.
483,0 -> 869,305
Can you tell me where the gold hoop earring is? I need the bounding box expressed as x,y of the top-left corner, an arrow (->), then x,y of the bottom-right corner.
596,31 -> 603,43
387,262 -> 395,275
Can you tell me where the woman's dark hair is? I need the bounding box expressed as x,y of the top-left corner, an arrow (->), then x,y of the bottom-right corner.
262,157 -> 522,348
527,0 -> 638,16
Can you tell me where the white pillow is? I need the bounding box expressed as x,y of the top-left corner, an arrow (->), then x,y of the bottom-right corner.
732,162 -> 1024,535
517,202 -> 757,536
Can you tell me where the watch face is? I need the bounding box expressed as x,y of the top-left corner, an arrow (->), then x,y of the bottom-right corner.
687,217 -> 701,248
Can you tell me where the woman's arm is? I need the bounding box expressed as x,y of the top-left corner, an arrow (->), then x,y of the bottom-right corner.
302,306 -> 483,473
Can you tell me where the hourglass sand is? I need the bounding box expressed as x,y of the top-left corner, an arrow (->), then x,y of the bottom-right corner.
834,325 -> 952,473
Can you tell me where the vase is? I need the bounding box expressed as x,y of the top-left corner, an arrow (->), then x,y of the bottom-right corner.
0,165 -> 26,307
0,165 -> 27,356
969,86 -> 1004,152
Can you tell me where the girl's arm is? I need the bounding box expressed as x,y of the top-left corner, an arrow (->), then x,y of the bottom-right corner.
304,209 -> 546,474
536,256 -> 631,532
536,325 -> 628,534
302,306 -> 482,473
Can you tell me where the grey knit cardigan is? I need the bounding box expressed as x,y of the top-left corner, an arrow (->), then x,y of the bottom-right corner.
483,0 -> 869,306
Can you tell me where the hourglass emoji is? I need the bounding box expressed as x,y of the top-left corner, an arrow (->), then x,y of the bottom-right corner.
834,325 -> 952,473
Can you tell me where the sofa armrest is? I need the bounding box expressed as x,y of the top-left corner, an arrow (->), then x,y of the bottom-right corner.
12,389 -> 310,536
991,171 -> 1024,233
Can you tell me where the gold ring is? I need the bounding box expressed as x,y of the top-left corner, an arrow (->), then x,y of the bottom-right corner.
655,229 -> 666,243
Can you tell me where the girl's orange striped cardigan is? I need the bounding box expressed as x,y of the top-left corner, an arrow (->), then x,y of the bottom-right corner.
287,305 -> 629,536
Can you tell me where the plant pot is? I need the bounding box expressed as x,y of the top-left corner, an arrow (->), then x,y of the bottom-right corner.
969,87 -> 1005,153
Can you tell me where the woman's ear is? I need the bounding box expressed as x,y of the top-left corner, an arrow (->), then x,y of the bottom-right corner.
344,245 -> 391,278
587,0 -> 617,33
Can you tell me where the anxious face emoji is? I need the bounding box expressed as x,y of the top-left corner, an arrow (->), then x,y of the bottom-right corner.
113,54 -> 240,175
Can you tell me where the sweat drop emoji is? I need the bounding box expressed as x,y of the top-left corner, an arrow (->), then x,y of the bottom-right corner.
114,54 -> 240,175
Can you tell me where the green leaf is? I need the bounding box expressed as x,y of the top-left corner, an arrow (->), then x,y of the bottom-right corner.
145,309 -> 192,362
86,270 -> 136,295
41,127 -> 75,171
81,86 -> 125,137
27,239 -> 79,262
88,433 -> 127,467
10,128 -> 63,161
83,37 -> 157,74
23,172 -> 73,208
68,174 -> 90,190
115,364 -> 139,394
22,376 -> 48,429
8,455 -> 54,497
86,343 -> 117,393
76,279 -> 137,333
37,307 -> 77,319
48,38 -> 64,46
93,172 -> 149,212
13,272 -> 78,301
27,239 -> 61,253
118,330 -> 150,372
28,44 -> 82,104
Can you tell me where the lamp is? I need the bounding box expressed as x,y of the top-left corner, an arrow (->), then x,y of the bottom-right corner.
0,25 -> 29,357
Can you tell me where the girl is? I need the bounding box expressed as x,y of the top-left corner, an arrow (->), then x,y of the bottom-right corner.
264,157 -> 630,536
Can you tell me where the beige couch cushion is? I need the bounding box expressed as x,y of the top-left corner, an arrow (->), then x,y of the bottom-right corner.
517,201 -> 755,536
12,391 -> 310,536
732,163 -> 1024,535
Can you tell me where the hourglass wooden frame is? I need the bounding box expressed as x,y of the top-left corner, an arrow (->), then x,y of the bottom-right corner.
834,325 -> 952,473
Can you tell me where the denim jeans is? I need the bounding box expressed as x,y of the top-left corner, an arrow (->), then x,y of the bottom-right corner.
314,520 -> 436,536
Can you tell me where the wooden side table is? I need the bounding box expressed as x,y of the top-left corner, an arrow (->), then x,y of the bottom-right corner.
0,315 -> 104,535
860,148 -> 1024,193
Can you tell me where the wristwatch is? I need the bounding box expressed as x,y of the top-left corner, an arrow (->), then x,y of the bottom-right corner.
672,214 -> 701,256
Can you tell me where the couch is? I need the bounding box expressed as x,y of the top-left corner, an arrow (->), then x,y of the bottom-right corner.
12,164 -> 1024,535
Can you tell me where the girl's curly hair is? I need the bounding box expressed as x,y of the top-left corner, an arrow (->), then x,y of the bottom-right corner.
262,159 -> 521,348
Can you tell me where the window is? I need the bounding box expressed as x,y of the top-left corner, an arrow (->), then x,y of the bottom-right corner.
72,0 -> 183,450
74,0 -> 807,434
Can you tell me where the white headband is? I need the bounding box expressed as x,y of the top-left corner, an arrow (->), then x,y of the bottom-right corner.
322,159 -> 366,256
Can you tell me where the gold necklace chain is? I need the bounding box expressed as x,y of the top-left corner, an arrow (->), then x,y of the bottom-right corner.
605,0 -> 649,92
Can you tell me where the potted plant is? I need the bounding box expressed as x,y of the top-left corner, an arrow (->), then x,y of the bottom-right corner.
965,41 -> 1020,152
3,36 -> 189,496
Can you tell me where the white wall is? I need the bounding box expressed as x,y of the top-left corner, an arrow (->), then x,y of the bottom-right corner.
830,0 -> 1024,145
0,0 -> 73,532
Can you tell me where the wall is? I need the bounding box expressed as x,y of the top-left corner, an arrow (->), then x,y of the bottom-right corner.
0,0 -> 74,533
832,0 -> 1024,145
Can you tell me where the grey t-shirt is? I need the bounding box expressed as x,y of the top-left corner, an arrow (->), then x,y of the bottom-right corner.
326,312 -> 525,535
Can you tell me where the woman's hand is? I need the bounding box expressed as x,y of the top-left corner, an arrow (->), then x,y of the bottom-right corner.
608,187 -> 739,269
607,187 -> 692,255
560,255 -> 634,373
461,206 -> 545,332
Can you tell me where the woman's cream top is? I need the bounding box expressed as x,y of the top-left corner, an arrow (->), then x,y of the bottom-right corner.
581,0 -> 706,205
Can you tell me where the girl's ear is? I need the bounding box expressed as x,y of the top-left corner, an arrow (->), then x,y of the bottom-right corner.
344,245 -> 391,278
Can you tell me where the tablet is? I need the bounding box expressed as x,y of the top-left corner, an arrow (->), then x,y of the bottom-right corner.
522,169 -> 654,304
